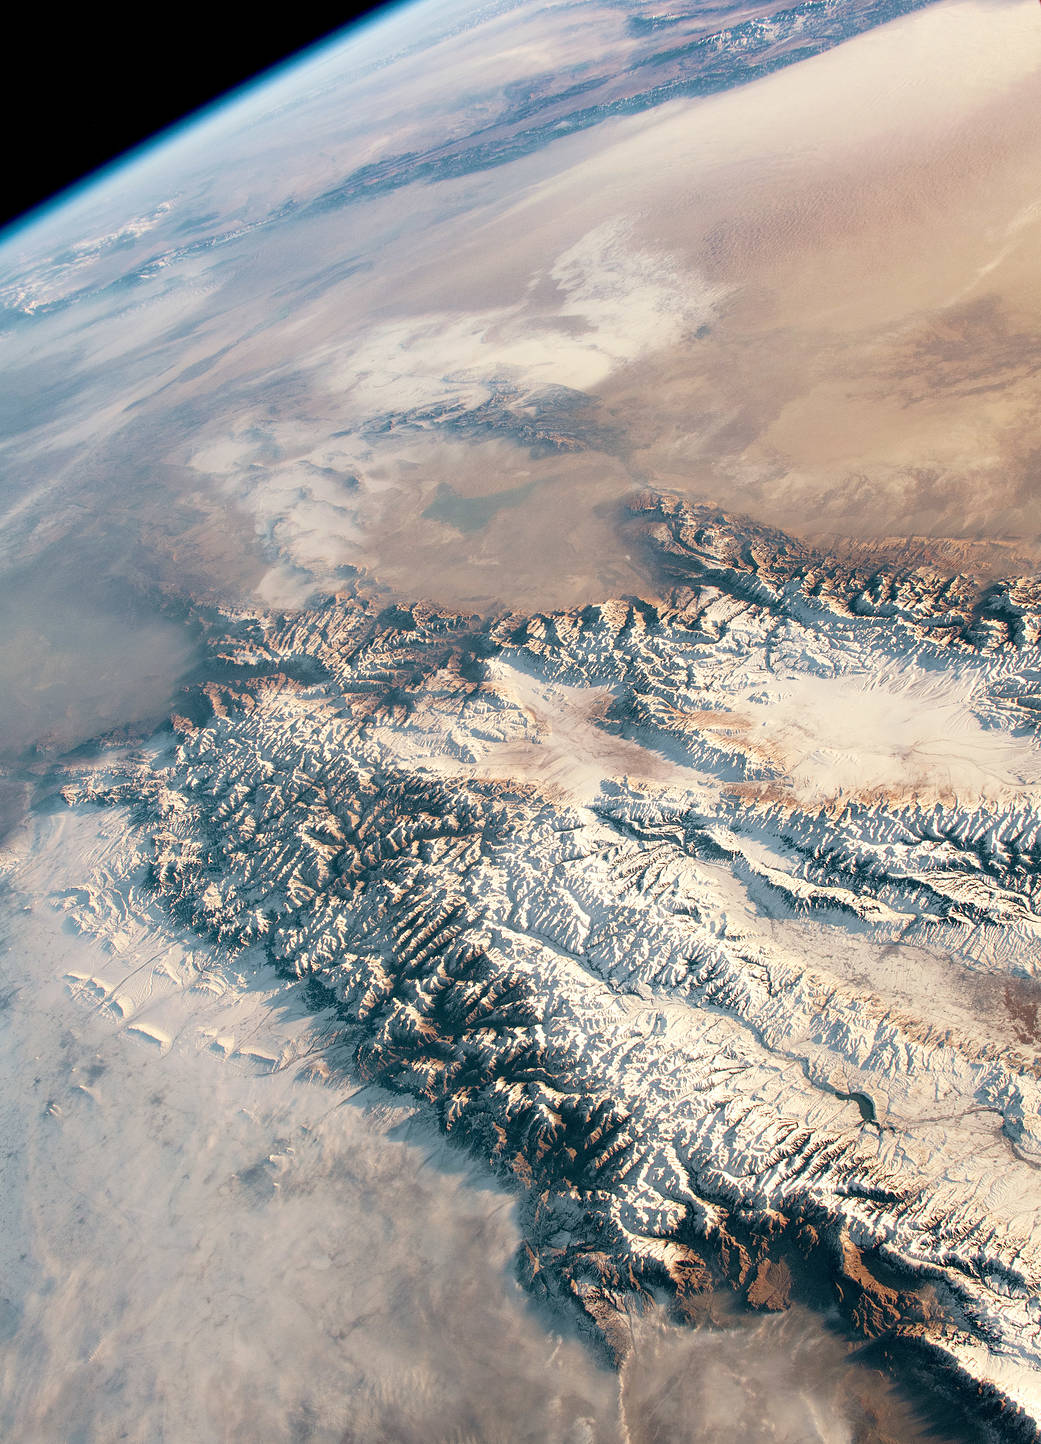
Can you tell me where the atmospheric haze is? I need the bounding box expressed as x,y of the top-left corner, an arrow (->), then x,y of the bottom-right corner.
1,0 -> 1040,1439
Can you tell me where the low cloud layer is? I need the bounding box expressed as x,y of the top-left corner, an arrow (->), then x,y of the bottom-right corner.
0,801 -> 951,1442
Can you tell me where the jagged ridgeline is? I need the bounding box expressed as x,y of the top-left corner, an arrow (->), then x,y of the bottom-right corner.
63,497 -> 1041,1438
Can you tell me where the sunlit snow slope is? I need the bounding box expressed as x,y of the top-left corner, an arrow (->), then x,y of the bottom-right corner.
45,497 -> 1041,1438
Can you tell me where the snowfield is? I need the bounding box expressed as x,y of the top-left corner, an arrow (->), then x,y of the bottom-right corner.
30,497 -> 1041,1438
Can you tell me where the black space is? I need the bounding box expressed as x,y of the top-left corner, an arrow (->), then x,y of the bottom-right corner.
3,5 -> 397,235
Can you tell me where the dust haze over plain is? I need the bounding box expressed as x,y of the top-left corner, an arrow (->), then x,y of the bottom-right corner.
0,0 -> 1039,1438
3,0 -> 1040,632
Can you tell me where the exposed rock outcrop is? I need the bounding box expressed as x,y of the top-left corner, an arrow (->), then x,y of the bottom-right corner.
57,499 -> 1041,1437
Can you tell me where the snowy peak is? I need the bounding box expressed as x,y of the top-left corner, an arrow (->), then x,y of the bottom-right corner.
54,496 -> 1041,1437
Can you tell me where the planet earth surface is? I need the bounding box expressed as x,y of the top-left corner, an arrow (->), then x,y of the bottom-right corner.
2,0 -> 1041,1439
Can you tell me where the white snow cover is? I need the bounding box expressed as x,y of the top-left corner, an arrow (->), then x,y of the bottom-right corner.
41,502 -> 1041,1435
